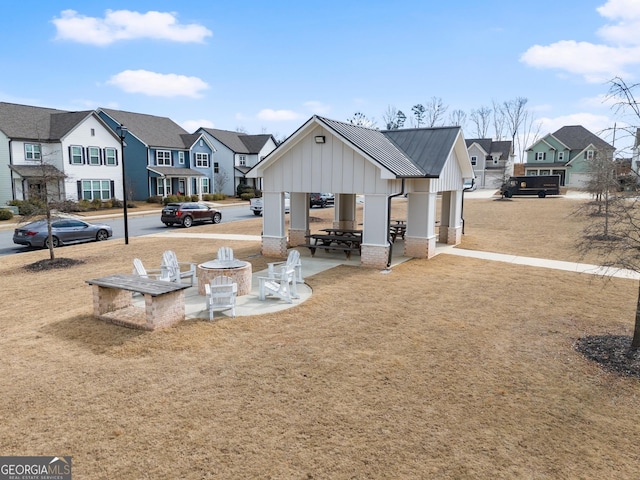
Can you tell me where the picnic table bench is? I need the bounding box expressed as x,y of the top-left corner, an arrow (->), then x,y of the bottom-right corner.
299,230 -> 362,260
85,274 -> 190,330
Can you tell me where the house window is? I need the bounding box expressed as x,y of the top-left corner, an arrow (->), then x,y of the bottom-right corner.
470,155 -> 477,166
156,150 -> 171,166
70,145 -> 83,164
526,170 -> 538,175
25,144 -> 41,160
82,180 -> 111,200
239,155 -> 246,166
585,150 -> 594,159
195,153 -> 209,168
214,162 -> 219,174
535,152 -> 546,161
157,180 -> 171,196
202,178 -> 210,194
540,169 -> 551,175
104,147 -> 117,165
178,151 -> 185,165
90,128 -> 95,136
88,147 -> 101,165
558,152 -> 564,161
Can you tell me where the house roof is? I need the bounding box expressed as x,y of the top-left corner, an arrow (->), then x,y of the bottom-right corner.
147,166 -> 206,177
201,128 -> 273,154
100,108 -> 190,150
0,102 -> 94,141
551,125 -> 614,151
465,138 -> 512,160
9,164 -> 65,178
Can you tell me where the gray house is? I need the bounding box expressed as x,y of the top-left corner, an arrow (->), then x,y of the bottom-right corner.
464,138 -> 514,188
197,128 -> 277,196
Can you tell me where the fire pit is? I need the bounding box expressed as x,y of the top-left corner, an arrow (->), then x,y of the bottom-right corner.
197,259 -> 252,296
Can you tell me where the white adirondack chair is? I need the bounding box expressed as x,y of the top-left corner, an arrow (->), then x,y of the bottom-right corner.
217,246 -> 234,263
267,249 -> 303,284
161,250 -> 196,285
133,258 -> 171,281
204,275 -> 237,320
258,267 -> 296,304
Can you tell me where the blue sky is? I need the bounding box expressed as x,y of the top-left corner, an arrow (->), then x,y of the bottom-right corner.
2,0 -> 640,156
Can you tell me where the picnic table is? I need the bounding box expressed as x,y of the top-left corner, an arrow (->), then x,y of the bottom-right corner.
85,274 -> 190,330
299,228 -> 363,259
389,220 -> 406,242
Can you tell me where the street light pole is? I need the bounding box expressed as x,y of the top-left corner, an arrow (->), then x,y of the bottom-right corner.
117,124 -> 129,245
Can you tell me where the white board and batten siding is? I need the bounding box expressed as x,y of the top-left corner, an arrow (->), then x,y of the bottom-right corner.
262,128 -> 397,195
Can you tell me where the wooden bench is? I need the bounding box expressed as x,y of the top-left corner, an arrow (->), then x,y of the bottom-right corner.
298,243 -> 361,260
85,274 -> 190,330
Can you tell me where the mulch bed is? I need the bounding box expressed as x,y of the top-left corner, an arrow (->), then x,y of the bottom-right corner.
574,335 -> 640,379
24,257 -> 85,272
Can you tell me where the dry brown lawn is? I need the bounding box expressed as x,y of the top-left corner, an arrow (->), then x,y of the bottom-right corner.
2,197 -> 640,479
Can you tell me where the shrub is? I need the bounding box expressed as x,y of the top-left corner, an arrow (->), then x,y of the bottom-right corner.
163,195 -> 179,205
147,195 -> 163,204
190,194 -> 199,202
8,199 -> 45,216
202,194 -> 213,201
0,209 -> 13,220
78,199 -> 92,210
240,192 -> 255,201
91,198 -> 102,210
211,193 -> 226,201
110,197 -> 123,208
236,183 -> 254,197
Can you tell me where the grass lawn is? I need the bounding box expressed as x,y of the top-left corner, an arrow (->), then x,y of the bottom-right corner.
1,196 -> 640,479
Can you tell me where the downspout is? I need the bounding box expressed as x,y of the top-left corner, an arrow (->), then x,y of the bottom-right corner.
386,178 -> 406,267
461,178 -> 475,235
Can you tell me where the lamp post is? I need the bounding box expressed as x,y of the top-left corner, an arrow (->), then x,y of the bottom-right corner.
117,124 -> 129,245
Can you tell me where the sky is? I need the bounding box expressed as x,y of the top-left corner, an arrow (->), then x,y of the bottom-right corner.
2,0 -> 640,157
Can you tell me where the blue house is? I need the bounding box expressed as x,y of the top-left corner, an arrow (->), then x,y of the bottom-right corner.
98,108 -> 215,200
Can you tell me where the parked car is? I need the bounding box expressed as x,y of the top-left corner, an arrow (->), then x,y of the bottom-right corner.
249,193 -> 290,216
13,218 -> 113,248
161,202 -> 222,227
310,192 -> 335,208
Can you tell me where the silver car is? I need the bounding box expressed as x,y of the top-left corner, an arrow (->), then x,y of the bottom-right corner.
13,218 -> 113,248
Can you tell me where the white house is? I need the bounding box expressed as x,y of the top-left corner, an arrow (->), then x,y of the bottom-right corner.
0,102 -> 123,204
247,116 -> 474,269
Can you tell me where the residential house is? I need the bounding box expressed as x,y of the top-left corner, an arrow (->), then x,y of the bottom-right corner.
0,102 -> 123,206
464,138 -> 514,188
632,128 -> 640,174
98,108 -> 215,201
197,128 -> 277,196
524,125 -> 615,187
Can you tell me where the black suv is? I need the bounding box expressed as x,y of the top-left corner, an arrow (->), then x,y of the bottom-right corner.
309,193 -> 335,208
161,202 -> 222,227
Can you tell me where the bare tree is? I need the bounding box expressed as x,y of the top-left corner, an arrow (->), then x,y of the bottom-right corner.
214,167 -> 230,194
448,109 -> 467,128
348,112 -> 377,128
470,106 -> 492,138
515,111 -> 543,164
425,97 -> 448,127
382,105 -> 407,130
492,99 -> 507,140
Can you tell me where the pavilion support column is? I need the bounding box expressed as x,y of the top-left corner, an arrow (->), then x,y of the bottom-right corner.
261,192 -> 288,258
334,194 -> 357,229
289,192 -> 310,248
404,192 -> 438,259
441,190 -> 463,245
360,194 -> 390,269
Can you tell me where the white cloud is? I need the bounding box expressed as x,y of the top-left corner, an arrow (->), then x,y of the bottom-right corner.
256,109 -> 302,121
303,101 -> 331,115
520,0 -> 640,82
52,9 -> 212,46
106,70 -> 209,98
181,119 -> 214,132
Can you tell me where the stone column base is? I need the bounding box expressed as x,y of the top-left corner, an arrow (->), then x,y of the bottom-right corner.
262,236 -> 288,258
361,244 -> 390,269
441,226 -> 462,245
289,229 -> 309,248
404,236 -> 437,259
